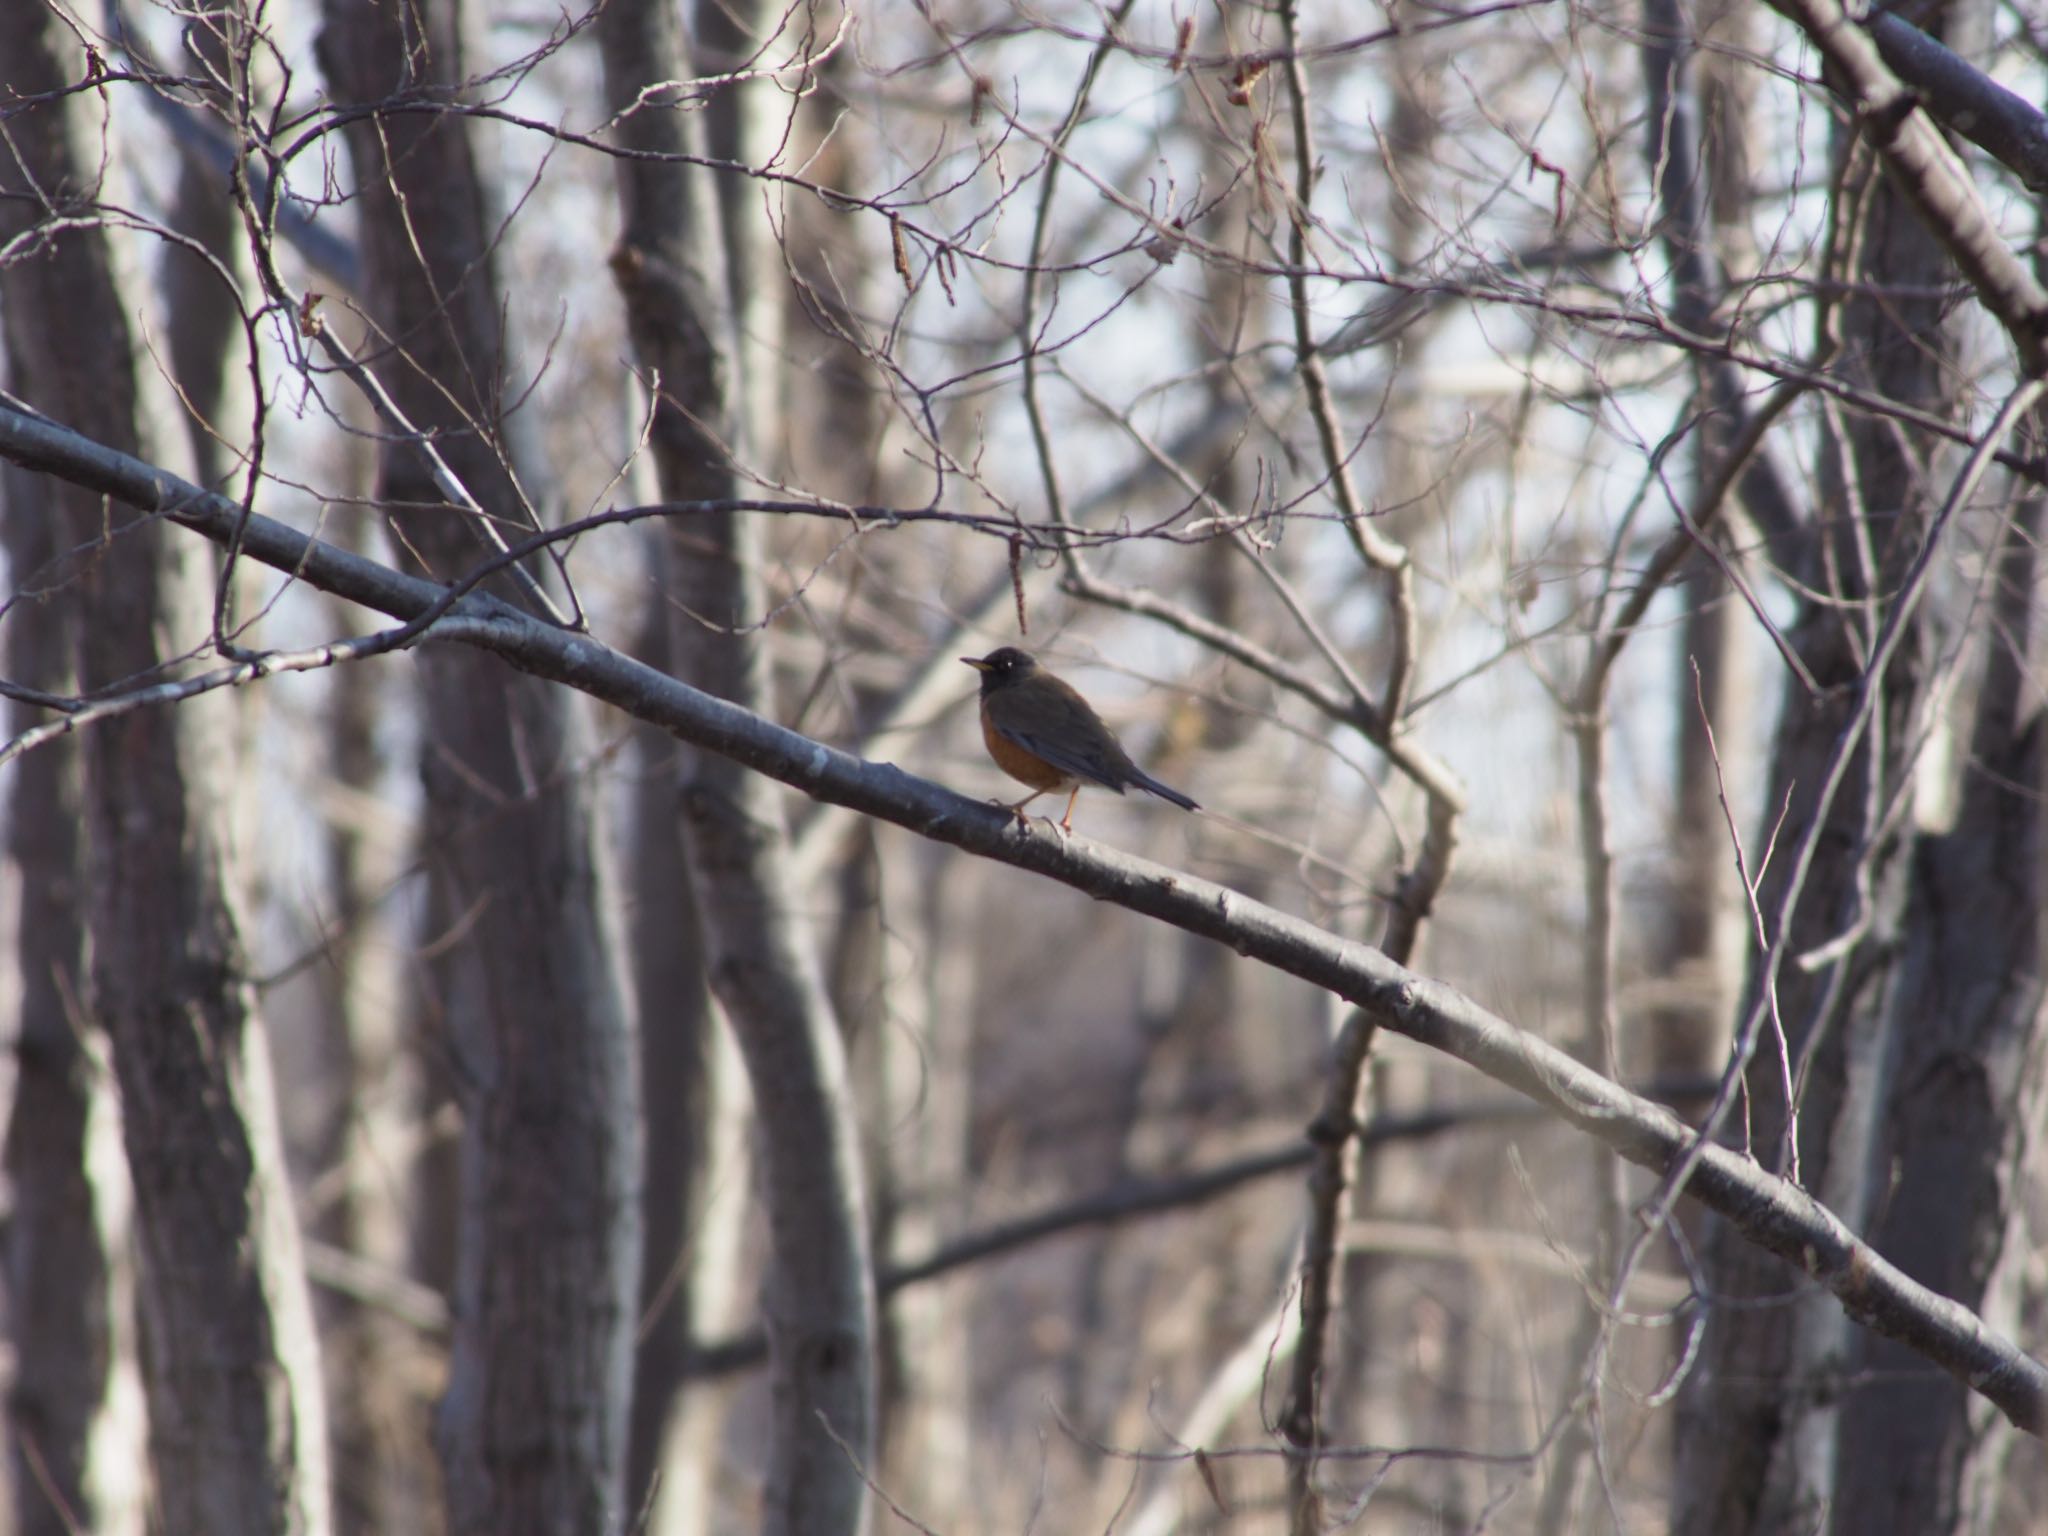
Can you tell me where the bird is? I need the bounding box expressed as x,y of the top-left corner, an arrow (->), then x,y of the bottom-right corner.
960,646 -> 1199,835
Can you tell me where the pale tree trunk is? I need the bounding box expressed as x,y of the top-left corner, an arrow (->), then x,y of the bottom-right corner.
1332,17 -> 1447,1466
624,599 -> 751,1536
1674,45 -> 1961,1534
1089,925 -> 1249,1453
0,10 -> 329,1534
1647,568 -> 1750,1088
1641,0 -> 1765,1111
666,589 -> 871,1536
158,0 -> 248,493
1540,7 -> 1761,1525
311,572 -> 428,1536
595,0 -> 876,1527
1056,941 -> 1171,1426
869,832 -> 973,1519
308,432 -> 441,1536
785,62 -> 951,1518
1,456 -> 142,1536
1264,0 -> 1466,1511
315,2 -> 642,1530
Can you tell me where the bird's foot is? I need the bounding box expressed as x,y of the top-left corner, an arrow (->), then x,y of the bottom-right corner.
988,797 -> 1033,833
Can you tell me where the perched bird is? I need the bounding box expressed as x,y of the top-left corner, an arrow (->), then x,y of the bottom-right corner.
961,646 -> 1199,835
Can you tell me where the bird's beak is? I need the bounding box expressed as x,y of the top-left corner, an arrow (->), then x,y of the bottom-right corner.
960,656 -> 991,672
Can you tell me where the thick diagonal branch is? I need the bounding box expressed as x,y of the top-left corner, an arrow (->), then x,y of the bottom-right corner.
3,401 -> 2042,1437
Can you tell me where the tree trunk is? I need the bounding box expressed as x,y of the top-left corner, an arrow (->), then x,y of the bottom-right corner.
310,567 -> 431,1536
867,831 -> 973,1519
1831,492 -> 2048,1534
315,2 -> 643,1530
0,10 -> 330,1533
159,0 -> 248,493
624,599 -> 750,1536
595,0 -> 877,1526
1674,57 -> 1961,1536
0,466 -> 140,1536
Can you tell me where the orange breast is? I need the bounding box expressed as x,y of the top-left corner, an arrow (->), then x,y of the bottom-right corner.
981,702 -> 1071,791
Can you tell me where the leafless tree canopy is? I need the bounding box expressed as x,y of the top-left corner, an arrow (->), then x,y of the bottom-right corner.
4,0 -> 2048,1531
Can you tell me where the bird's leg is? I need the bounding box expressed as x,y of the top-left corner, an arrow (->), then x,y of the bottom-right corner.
1056,786 -> 1081,836
1000,787 -> 1050,829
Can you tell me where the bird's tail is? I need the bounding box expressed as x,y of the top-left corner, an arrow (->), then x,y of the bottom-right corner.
1128,768 -> 1199,813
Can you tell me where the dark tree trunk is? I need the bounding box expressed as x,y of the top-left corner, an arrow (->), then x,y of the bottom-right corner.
315,1 -> 643,1529
1674,44 -> 1964,1535
0,464 -> 132,1536
0,9 -> 330,1533
1831,494 -> 2048,1535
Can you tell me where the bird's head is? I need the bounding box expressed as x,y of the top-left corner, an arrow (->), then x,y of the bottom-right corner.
960,647 -> 1040,689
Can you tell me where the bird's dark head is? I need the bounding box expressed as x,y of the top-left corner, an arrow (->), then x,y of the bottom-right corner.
960,647 -> 1040,692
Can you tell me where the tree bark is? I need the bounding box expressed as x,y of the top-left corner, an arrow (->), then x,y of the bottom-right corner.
595,0 -> 877,1527
0,465 -> 139,1536
1640,0 -> 1760,1097
314,2 -> 642,1530
310,566 -> 429,1536
1674,52 -> 1962,1535
159,0 -> 248,492
866,832 -> 972,1518
0,10 -> 329,1533
623,599 -> 749,1536
1831,491 -> 2048,1534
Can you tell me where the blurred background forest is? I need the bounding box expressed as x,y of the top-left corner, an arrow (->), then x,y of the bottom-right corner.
4,0 -> 2048,1530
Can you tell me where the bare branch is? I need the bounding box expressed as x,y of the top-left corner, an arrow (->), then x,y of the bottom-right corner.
5,400 -> 2042,1437
1766,0 -> 2048,370
1867,10 -> 2048,193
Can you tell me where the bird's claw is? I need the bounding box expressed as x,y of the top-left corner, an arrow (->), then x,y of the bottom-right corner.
1029,813 -> 1071,839
983,797 -> 1070,839
987,797 -> 1033,833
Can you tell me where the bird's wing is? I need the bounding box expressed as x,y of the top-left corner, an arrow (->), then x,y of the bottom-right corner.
991,692 -> 1133,791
